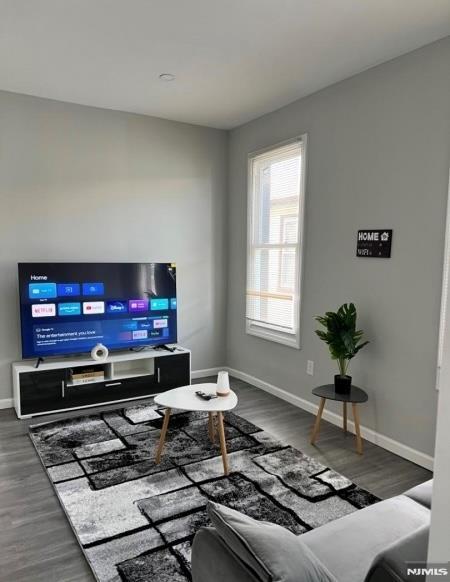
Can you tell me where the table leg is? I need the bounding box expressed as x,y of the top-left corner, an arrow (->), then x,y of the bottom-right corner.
208,412 -> 216,443
343,402 -> 347,434
352,403 -> 363,454
310,397 -> 326,445
216,411 -> 229,475
155,408 -> 171,463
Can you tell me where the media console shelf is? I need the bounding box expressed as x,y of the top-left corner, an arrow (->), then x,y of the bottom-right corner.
12,347 -> 191,418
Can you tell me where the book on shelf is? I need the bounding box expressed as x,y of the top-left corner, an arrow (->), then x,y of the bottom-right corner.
70,375 -> 104,385
70,367 -> 105,384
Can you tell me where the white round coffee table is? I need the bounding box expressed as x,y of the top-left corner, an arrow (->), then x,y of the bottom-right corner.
154,383 -> 238,475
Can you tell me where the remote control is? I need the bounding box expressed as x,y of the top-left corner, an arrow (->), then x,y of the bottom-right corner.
195,391 -> 218,401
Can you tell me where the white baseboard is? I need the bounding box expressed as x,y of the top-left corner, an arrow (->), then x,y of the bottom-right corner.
191,367 -> 222,380
227,367 -> 434,471
0,398 -> 13,409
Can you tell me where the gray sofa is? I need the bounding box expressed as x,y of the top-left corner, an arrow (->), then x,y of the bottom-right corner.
192,480 -> 432,582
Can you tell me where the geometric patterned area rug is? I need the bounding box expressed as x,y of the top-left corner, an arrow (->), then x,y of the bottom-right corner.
30,402 -> 379,582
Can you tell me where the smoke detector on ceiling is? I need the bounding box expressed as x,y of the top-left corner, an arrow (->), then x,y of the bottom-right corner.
159,73 -> 175,82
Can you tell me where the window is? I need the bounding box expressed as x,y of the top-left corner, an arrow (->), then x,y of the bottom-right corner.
246,136 -> 306,348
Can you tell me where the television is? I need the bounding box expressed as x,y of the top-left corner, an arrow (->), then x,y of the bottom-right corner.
18,262 -> 177,359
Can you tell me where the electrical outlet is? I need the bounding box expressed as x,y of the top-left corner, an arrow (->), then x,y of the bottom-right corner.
307,360 -> 314,376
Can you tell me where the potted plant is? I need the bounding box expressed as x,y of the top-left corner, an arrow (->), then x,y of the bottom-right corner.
315,303 -> 369,393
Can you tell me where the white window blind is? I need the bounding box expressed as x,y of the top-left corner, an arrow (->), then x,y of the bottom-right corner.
246,136 -> 306,348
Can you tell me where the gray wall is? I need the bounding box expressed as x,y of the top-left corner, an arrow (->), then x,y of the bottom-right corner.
0,91 -> 228,401
227,37 -> 450,457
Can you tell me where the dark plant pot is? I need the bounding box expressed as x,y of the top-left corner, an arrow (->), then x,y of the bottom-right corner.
334,374 -> 352,394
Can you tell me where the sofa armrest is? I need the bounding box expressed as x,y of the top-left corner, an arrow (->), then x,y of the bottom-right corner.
192,527 -> 261,582
403,480 -> 433,510
365,525 -> 429,582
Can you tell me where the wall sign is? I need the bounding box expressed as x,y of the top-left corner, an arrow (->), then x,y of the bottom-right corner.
356,229 -> 392,258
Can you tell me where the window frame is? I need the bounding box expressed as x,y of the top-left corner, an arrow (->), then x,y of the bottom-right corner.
245,134 -> 307,349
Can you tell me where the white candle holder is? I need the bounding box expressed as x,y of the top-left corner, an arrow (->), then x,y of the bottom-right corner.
216,370 -> 230,397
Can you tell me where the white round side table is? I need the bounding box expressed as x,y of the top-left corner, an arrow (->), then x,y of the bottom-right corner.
154,383 -> 238,475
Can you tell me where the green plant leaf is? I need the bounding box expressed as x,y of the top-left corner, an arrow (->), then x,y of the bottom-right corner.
314,303 -> 369,373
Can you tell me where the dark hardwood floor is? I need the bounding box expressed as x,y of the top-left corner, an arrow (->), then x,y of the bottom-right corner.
0,376 -> 432,581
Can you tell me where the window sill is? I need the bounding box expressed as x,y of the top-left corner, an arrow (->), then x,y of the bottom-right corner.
246,321 -> 300,349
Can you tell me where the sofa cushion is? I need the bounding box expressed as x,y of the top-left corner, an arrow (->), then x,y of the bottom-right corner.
301,495 -> 430,582
403,480 -> 432,510
207,502 -> 337,582
192,527 -> 261,582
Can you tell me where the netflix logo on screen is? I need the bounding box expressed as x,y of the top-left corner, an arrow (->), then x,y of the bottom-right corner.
31,304 -> 56,318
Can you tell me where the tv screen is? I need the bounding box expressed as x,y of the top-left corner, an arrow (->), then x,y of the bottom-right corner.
18,262 -> 177,359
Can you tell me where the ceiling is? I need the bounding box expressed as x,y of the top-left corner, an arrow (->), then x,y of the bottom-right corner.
1,1 -> 449,129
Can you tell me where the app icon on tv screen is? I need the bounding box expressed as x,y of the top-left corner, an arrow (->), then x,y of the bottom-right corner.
58,302 -> 81,316
57,283 -> 80,297
82,282 -> 105,296
106,301 -> 128,314
128,299 -> 149,313
29,283 -> 57,300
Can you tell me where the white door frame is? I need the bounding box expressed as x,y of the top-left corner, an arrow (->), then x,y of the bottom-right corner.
435,168 -> 450,390
428,168 -> 450,566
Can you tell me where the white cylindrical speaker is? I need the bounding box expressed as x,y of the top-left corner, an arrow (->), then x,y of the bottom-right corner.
91,343 -> 109,361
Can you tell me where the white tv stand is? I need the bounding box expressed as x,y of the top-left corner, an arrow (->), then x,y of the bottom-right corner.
12,346 -> 191,419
